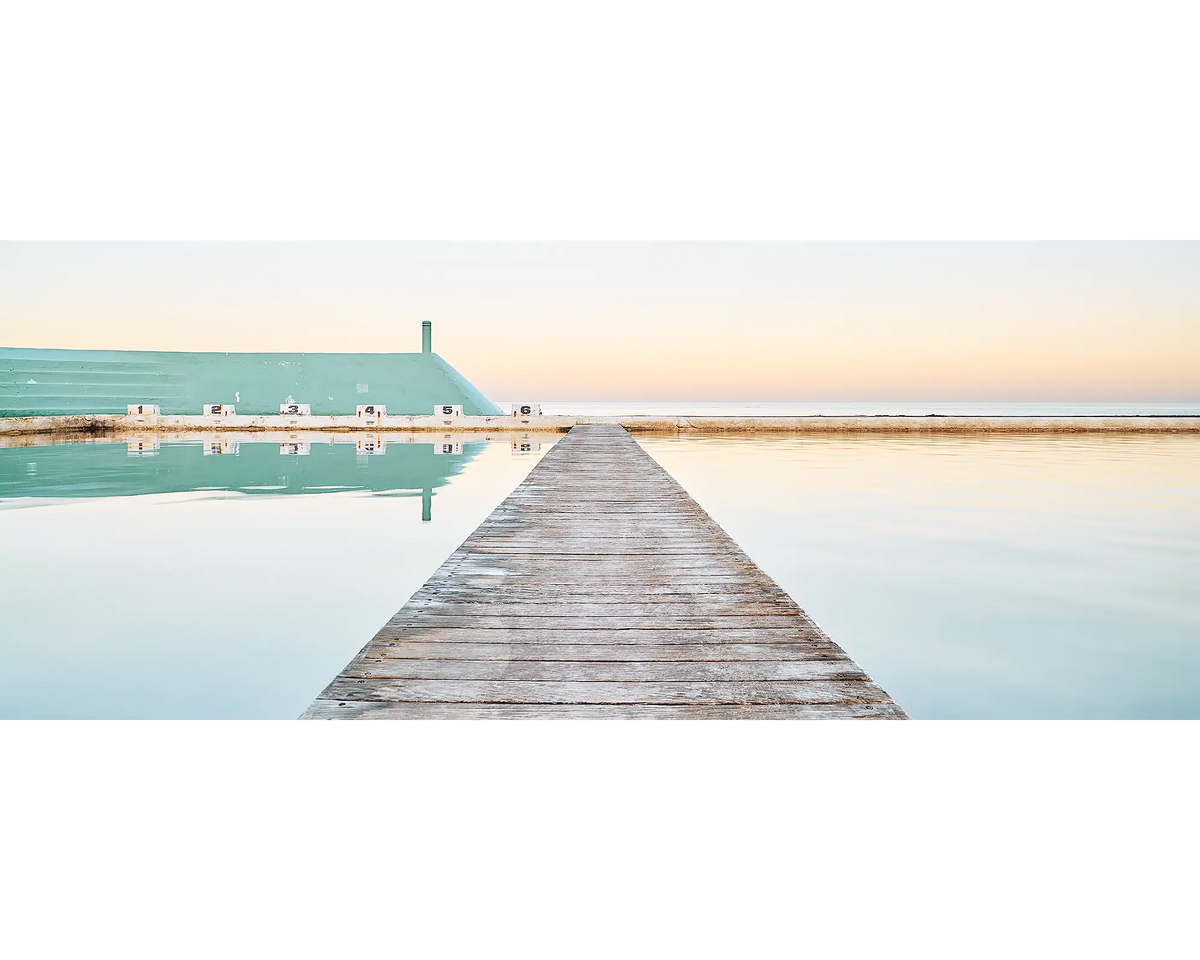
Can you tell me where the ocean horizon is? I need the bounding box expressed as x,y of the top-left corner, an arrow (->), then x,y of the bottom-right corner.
500,400 -> 1200,418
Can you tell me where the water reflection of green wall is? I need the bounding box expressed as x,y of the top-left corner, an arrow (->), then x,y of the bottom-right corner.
0,441 -> 484,512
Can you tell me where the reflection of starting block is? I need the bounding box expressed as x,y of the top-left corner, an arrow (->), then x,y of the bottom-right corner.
127,438 -> 159,455
511,439 -> 539,456
203,440 -> 239,455
356,436 -> 386,455
280,441 -> 310,455
511,403 -> 541,417
435,404 -> 463,418
203,404 -> 235,417
126,403 -> 160,416
357,404 -> 386,424
433,441 -> 462,455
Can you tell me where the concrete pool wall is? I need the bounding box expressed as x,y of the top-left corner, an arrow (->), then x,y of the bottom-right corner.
3,414 -> 1199,438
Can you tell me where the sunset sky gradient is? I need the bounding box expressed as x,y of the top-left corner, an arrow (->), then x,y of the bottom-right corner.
2,242 -> 1197,401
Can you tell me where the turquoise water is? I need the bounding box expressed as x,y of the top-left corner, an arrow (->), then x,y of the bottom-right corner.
2,431 -> 1197,719
638,433 -> 1200,719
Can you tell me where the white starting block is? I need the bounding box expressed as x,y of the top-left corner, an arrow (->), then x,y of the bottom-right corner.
203,404 -> 235,417
511,403 -> 541,417
435,404 -> 463,418
433,440 -> 463,455
126,403 -> 160,416
203,440 -> 239,455
280,400 -> 311,416
280,441 -> 310,455
126,438 -> 159,455
356,436 -> 386,455
357,404 -> 386,424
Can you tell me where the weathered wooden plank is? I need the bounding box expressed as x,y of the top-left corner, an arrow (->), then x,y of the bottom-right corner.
425,558 -> 764,570
419,575 -> 775,589
302,701 -> 909,719
343,659 -> 868,682
375,625 -> 826,643
407,604 -> 799,617
359,641 -> 851,661
406,601 -> 799,617
303,424 -> 904,719
414,586 -> 793,600
372,627 -> 831,643
449,547 -> 752,558
386,615 -> 821,630
319,678 -> 892,705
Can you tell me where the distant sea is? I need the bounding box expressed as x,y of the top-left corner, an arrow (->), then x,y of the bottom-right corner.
501,401 -> 1200,417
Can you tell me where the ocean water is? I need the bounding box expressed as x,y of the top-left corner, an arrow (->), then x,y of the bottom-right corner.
511,400 -> 1200,417
1,430 -> 1197,719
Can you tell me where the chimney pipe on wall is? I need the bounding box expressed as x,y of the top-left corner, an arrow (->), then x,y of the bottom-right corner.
422,320 -> 432,354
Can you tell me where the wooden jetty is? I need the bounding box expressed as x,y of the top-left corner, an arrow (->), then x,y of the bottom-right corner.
302,424 -> 905,719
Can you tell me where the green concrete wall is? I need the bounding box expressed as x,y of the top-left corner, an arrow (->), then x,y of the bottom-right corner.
0,348 -> 501,417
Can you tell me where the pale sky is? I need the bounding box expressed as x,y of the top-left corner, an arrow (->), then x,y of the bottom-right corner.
2,242 -> 1197,400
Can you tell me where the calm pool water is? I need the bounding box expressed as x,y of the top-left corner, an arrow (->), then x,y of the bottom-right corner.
638,433 -> 1200,719
0,433 -> 558,718
2,431 -> 1196,719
